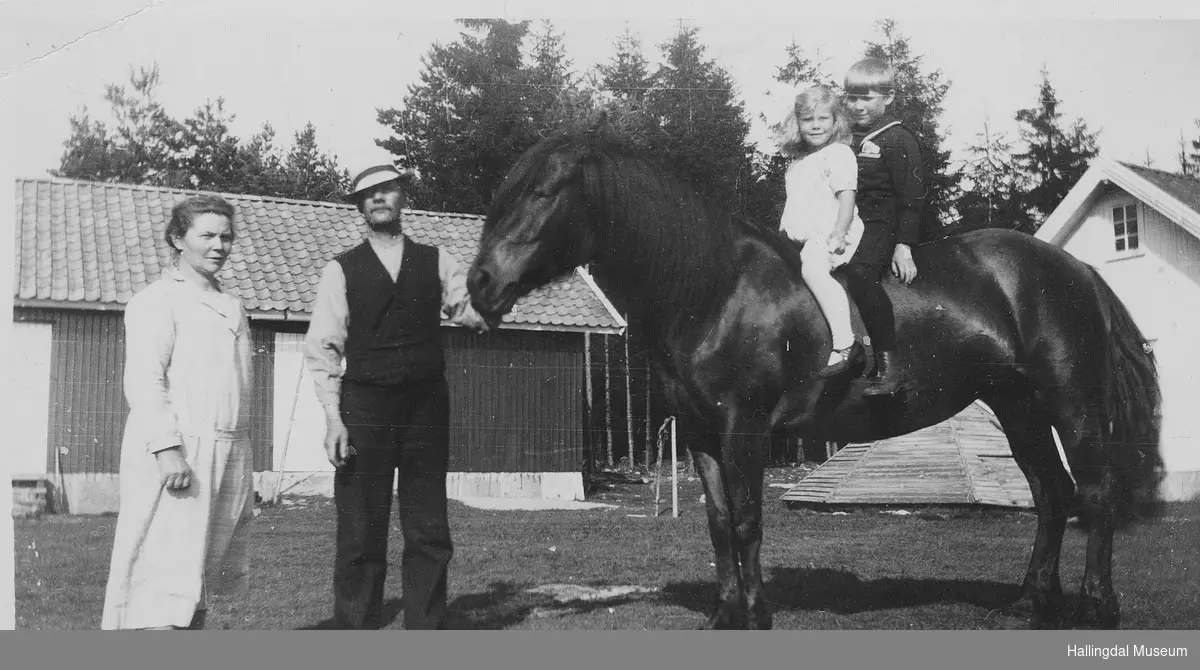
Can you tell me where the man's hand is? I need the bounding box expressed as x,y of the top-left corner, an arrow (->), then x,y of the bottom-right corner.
155,447 -> 193,491
324,416 -> 355,468
891,243 -> 918,285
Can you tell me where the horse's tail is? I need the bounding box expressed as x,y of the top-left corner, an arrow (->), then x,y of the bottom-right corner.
1088,266 -> 1165,523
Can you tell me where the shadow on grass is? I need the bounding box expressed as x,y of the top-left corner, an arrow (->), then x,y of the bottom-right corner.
446,581 -> 658,630
297,581 -> 660,630
661,567 -> 1026,620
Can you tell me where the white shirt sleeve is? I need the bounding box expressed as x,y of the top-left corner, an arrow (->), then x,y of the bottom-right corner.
828,143 -> 859,195
304,260 -> 349,416
439,247 -> 489,331
122,287 -> 184,454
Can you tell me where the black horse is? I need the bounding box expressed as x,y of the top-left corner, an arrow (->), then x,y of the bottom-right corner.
467,123 -> 1163,630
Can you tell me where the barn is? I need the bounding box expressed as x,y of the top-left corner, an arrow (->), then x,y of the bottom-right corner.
1036,157 -> 1200,502
10,177 -> 625,515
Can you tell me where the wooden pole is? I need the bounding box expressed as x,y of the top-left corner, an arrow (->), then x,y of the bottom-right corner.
584,332 -> 593,473
623,323 -> 635,470
671,416 -> 678,518
653,421 -> 663,515
604,335 -> 613,467
644,362 -> 652,471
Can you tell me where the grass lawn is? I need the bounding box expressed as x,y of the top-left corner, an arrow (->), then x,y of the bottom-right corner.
14,468 -> 1200,630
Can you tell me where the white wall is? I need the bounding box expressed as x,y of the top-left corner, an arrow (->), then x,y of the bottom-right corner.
9,322 -> 53,478
1064,193 -> 1200,496
273,332 -> 333,473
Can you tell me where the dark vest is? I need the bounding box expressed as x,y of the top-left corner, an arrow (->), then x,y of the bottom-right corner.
338,238 -> 445,386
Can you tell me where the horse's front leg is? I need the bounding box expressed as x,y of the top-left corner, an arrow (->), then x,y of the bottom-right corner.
721,411 -> 772,630
690,444 -> 745,629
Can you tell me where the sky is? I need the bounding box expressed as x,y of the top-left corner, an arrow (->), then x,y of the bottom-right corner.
2,1 -> 1200,184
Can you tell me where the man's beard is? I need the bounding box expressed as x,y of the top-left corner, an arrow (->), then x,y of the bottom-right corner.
367,209 -> 400,230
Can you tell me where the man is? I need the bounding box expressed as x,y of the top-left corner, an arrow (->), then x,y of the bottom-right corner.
305,164 -> 487,630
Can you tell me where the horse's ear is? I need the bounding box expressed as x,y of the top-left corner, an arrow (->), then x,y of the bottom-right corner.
585,111 -> 610,148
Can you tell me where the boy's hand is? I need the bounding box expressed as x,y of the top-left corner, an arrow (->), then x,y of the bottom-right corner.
892,244 -> 918,285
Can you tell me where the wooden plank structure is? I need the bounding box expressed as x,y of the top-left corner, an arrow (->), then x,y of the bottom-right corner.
780,401 -> 1034,508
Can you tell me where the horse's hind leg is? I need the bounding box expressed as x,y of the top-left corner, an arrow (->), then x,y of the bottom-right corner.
688,436 -> 747,629
986,394 -> 1075,628
1072,443 -> 1125,629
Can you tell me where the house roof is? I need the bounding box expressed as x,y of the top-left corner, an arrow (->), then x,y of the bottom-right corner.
1036,156 -> 1200,246
13,177 -> 625,333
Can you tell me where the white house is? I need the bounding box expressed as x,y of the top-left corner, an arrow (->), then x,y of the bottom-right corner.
1036,157 -> 1200,501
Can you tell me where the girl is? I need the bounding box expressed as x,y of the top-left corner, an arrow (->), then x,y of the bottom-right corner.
775,84 -> 865,378
102,196 -> 255,630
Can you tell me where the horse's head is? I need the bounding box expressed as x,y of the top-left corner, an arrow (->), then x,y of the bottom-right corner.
469,125 -> 606,326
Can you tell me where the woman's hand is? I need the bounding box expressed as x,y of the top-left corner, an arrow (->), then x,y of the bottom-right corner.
155,447 -> 193,490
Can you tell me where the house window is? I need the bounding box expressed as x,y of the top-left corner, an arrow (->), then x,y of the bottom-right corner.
1112,203 -> 1139,253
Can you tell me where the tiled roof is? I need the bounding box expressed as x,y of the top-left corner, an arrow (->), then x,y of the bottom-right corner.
1120,163 -> 1200,217
13,178 -> 624,333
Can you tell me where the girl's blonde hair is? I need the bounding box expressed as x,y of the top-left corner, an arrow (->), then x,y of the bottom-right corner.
775,85 -> 852,158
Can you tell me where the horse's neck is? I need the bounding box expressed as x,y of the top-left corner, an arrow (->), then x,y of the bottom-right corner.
595,185 -> 737,338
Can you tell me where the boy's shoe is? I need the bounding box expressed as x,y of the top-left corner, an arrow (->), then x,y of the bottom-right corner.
861,350 -> 903,396
815,341 -> 865,379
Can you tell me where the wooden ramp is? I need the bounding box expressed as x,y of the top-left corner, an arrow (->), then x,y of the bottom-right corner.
779,402 -> 1034,508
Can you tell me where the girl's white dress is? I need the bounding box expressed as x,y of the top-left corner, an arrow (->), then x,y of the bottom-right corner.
779,142 -> 865,269
101,269 -> 255,630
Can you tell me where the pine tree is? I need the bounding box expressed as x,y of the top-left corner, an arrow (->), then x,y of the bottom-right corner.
863,20 -> 956,234
1013,67 -> 1100,222
52,64 -> 350,201
178,98 -> 243,191
375,19 -> 579,214
52,109 -> 124,182
282,123 -> 350,202
642,24 -> 757,218
598,28 -> 652,106
952,117 -> 1034,233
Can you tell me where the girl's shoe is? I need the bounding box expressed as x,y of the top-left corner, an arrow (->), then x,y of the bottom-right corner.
815,341 -> 864,379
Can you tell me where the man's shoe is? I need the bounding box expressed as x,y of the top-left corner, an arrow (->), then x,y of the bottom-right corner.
861,350 -> 903,396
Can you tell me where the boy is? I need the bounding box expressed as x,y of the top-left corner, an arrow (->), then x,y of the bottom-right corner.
842,58 -> 927,396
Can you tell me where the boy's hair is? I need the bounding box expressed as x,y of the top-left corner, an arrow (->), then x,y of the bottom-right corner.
844,58 -> 895,96
775,85 -> 853,158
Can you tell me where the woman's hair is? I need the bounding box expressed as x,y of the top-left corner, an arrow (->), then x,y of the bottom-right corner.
844,58 -> 895,96
165,195 -> 236,253
775,85 -> 853,158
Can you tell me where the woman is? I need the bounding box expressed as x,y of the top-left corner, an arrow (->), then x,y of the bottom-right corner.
102,195 -> 255,630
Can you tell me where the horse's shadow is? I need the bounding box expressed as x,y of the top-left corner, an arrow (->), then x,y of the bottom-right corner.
297,581 -> 653,630
661,567 -> 1029,623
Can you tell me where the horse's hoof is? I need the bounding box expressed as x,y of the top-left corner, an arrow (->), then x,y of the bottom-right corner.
701,609 -> 745,630
1029,594 -> 1067,630
747,614 -> 773,630
1074,596 -> 1121,630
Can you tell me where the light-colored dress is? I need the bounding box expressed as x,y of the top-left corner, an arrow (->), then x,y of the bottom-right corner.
101,268 -> 255,630
779,142 -> 865,270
